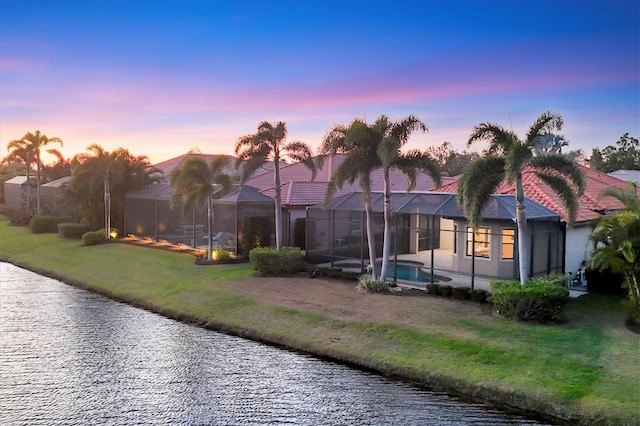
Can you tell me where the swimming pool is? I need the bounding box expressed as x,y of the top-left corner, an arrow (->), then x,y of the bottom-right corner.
335,262 -> 450,283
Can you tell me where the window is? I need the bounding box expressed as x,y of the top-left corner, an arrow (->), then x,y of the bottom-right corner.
466,227 -> 490,258
501,229 -> 515,260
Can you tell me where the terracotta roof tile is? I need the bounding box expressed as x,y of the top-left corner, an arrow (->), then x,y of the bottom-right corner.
434,165 -> 637,223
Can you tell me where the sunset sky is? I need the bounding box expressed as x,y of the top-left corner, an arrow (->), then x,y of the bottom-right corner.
1,0 -> 638,165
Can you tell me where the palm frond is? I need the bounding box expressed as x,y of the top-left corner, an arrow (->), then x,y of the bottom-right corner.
529,154 -> 585,196
596,182 -> 640,210
457,156 -> 506,227
395,150 -> 442,189
504,142 -> 532,183
525,111 -> 563,145
535,171 -> 580,226
467,123 -> 515,154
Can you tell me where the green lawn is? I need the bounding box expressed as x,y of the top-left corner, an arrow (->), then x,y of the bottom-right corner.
1,217 -> 638,426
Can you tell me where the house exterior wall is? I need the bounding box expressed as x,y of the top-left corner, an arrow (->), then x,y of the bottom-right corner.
451,219 -> 518,279
565,224 -> 593,276
3,181 -> 26,209
439,218 -> 455,250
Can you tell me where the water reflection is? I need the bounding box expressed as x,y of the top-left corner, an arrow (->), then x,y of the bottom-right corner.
0,263 -> 553,425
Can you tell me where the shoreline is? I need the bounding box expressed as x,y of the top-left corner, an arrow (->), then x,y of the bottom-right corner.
0,258 -> 578,425
0,222 -> 637,426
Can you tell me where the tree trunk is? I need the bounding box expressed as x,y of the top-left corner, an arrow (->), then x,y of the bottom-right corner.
104,176 -> 111,240
36,154 -> 42,216
363,193 -> 377,280
380,168 -> 392,281
515,176 -> 529,285
207,197 -> 214,261
273,156 -> 282,250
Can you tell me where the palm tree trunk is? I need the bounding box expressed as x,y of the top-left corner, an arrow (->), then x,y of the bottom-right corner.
363,193 -> 377,280
36,154 -> 42,216
207,197 -> 214,261
104,176 -> 111,240
515,177 -> 529,285
273,157 -> 282,250
380,168 -> 392,281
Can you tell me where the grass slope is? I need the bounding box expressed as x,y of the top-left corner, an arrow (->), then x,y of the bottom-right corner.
1,218 -> 638,425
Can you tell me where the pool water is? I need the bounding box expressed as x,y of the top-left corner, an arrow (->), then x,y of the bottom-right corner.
375,264 -> 447,283
335,262 -> 449,283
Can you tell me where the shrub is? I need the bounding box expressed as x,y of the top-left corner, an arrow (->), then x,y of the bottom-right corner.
249,247 -> 305,276
82,229 -> 106,246
488,277 -> 570,322
213,249 -> 232,261
58,222 -> 91,239
470,288 -> 489,303
452,287 -> 470,300
437,284 -> 453,297
357,275 -> 389,293
29,215 -> 73,233
426,283 -> 440,295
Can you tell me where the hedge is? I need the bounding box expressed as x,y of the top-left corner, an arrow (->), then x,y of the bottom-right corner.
489,276 -> 570,322
29,215 -> 73,233
249,247 -> 305,276
58,222 -> 91,239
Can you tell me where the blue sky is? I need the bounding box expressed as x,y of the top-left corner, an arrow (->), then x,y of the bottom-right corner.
1,0 -> 638,164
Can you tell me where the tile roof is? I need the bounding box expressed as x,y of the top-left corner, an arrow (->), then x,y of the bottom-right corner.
153,153 -> 244,182
435,165 -> 638,223
249,154 -> 454,206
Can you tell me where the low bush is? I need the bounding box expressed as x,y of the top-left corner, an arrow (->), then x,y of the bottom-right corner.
470,288 -> 489,303
452,287 -> 470,300
311,267 -> 359,281
356,275 -> 389,293
58,222 -> 91,239
488,276 -> 570,322
30,215 -> 73,233
426,283 -> 440,295
437,284 -> 453,297
249,247 -> 305,276
82,229 -> 106,246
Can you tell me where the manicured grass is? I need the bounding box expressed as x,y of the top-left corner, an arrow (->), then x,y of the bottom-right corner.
1,217 -> 638,425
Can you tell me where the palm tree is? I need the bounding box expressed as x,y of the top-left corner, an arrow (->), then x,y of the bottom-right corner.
319,118 -> 380,278
19,131 -> 63,215
319,115 -> 441,281
64,144 -> 161,235
374,115 -> 441,280
589,209 -> 640,315
170,156 -> 233,261
235,121 -> 316,250
457,111 -> 585,285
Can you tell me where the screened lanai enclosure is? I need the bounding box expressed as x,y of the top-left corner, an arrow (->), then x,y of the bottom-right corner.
306,192 -> 565,287
124,184 -> 275,257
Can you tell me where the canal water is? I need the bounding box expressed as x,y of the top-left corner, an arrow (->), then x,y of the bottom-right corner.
0,263 -> 554,425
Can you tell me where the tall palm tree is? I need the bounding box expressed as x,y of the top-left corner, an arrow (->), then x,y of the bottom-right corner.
457,111 -> 585,285
374,115 -> 441,280
64,144 -> 161,235
235,121 -> 316,250
19,131 -> 63,215
319,115 -> 440,281
319,118 -> 380,278
170,156 -> 233,261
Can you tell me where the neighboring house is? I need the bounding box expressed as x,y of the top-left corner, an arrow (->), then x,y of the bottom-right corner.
3,176 -> 34,211
248,154 -> 454,246
41,176 -> 74,216
436,165 -> 638,278
608,169 -> 640,185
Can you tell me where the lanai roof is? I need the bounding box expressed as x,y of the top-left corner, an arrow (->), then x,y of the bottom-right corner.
317,192 -> 560,221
